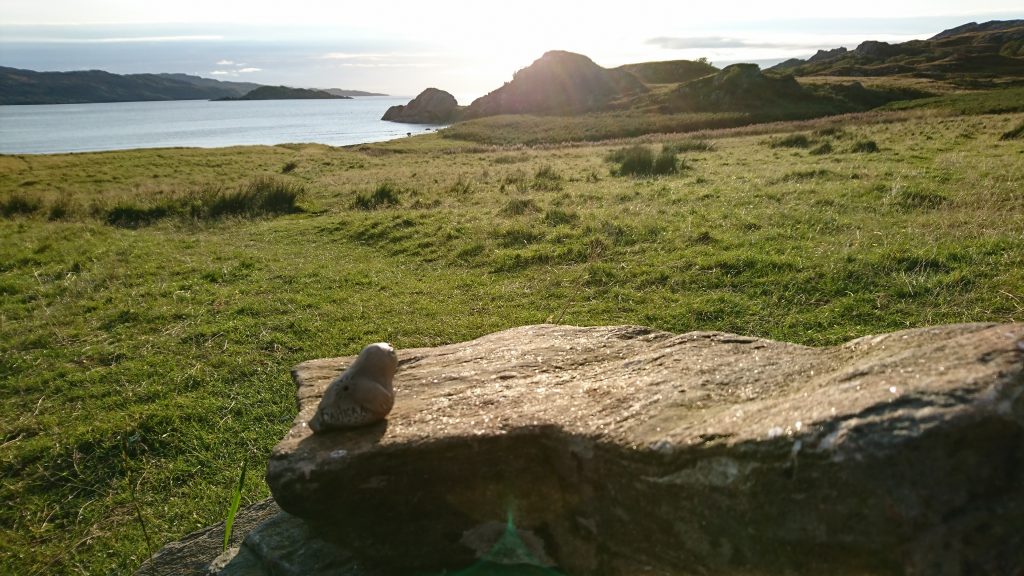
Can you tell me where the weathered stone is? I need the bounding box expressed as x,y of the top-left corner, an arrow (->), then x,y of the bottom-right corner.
134,498 -> 280,576
265,323 -> 1024,575
216,511 -> 364,576
381,88 -> 459,124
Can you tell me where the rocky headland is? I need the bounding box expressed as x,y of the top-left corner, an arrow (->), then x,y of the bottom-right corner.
380,87 -> 461,124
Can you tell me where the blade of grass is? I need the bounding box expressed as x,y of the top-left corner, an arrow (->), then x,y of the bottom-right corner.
223,459 -> 248,552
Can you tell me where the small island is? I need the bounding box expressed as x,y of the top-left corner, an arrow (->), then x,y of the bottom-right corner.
214,85 -> 352,101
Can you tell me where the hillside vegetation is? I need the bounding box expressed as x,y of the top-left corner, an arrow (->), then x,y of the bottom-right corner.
2,103 -> 1023,574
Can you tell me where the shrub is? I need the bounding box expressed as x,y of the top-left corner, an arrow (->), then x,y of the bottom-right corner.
281,161 -> 298,174
353,182 -> 402,210
850,139 -> 880,153
1000,120 -> 1024,141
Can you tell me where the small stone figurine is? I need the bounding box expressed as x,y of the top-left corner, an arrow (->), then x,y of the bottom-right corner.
309,343 -> 398,432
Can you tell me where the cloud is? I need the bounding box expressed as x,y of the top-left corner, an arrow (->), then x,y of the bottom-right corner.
646,36 -> 810,50
216,59 -> 235,65
42,35 -> 224,43
210,70 -> 231,76
238,67 -> 261,73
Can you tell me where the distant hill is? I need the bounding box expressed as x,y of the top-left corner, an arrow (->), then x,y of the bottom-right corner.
325,88 -> 387,97
215,86 -> 351,101
0,67 -> 252,104
461,51 -> 648,119
769,19 -> 1024,80
157,73 -> 262,96
0,67 -> 384,105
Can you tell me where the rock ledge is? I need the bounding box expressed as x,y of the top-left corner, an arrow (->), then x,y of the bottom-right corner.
262,323 -> 1024,575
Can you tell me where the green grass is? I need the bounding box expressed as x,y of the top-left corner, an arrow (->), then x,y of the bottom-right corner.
1,110 -> 1023,574
881,85 -> 1024,115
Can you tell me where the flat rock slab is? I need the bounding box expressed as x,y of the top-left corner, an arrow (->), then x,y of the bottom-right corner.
134,498 -> 280,576
267,323 -> 1024,575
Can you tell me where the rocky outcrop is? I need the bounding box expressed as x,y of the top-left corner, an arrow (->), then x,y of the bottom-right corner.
380,88 -> 459,124
254,322 -> 1024,576
461,51 -> 648,119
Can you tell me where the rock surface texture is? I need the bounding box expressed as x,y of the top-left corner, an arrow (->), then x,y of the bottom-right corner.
261,322 -> 1024,576
380,87 -> 459,124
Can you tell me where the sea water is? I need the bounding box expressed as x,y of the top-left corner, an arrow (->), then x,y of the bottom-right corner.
0,97 -> 442,154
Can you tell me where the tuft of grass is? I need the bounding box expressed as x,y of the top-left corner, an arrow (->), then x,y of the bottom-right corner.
223,460 -> 248,552
608,145 -> 681,176
499,198 -> 541,216
891,187 -> 948,210
532,165 -> 564,191
1000,120 -> 1024,141
500,170 -> 531,194
809,142 -> 834,155
0,193 -> 43,217
102,177 -> 303,227
353,182 -> 403,210
653,148 -> 680,175
206,177 -> 304,218
850,139 -> 880,153
665,139 -> 715,153
447,175 -> 473,196
281,161 -> 298,174
768,133 -> 812,148
542,207 -> 579,226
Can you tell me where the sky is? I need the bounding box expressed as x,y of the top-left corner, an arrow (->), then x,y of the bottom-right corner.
1,0 -> 1022,102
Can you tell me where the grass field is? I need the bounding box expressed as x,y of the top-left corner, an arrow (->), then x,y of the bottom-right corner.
2,106 -> 1023,573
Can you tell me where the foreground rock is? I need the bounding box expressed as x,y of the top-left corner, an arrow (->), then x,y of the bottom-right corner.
263,323 -> 1024,575
381,88 -> 460,123
135,499 -> 280,576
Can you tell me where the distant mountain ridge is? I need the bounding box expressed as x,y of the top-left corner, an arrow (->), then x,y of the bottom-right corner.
0,67 -> 386,105
769,19 -> 1024,78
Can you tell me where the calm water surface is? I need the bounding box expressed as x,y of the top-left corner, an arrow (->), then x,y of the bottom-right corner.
0,97 -> 442,154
